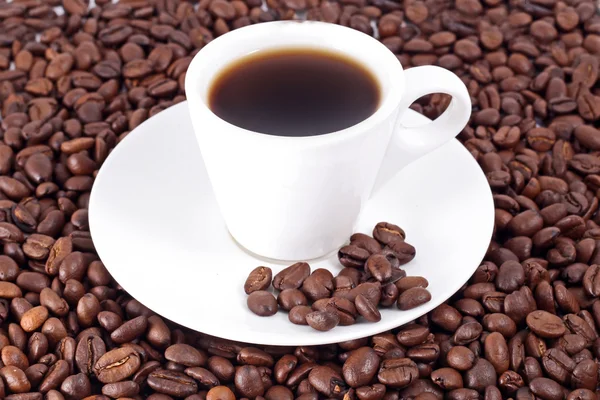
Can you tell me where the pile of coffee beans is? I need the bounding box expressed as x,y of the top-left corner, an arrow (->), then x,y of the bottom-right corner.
244,222 -> 429,331
0,0 -> 598,398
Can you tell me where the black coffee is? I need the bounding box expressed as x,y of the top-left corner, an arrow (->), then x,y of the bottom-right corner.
208,48 -> 380,137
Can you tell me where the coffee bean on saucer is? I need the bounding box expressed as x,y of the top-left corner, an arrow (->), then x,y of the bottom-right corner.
301,268 -> 334,301
247,291 -> 278,316
338,244 -> 370,268
326,297 -> 357,326
355,294 -> 381,322
350,233 -> 382,254
396,276 -> 429,292
306,310 -> 340,331
244,266 -> 272,294
277,289 -> 308,311
365,254 -> 392,282
386,240 -> 416,265
288,305 -> 312,325
373,222 -> 406,245
273,262 -> 311,290
397,287 -> 432,310
380,282 -> 400,307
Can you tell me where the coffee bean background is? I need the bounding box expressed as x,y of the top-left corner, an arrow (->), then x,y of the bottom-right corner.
0,0 -> 598,398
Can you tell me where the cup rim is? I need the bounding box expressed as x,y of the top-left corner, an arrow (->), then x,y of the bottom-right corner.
185,21 -> 404,144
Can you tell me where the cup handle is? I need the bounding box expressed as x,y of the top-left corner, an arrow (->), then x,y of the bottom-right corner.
371,65 -> 472,196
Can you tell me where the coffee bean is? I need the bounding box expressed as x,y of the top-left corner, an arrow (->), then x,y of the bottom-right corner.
207,385 -> 235,400
94,347 -> 141,384
431,304 -> 462,332
110,315 -> 147,344
431,367 -> 463,390
529,377 -> 565,400
464,358 -> 497,391
244,266 -> 272,294
526,310 -> 566,338
377,358 -> 418,388
452,320 -> 483,346
342,347 -> 380,388
300,269 -> 333,301
395,276 -> 428,292
397,287 -> 431,310
101,380 -> 139,398
0,365 -> 31,393
484,332 -> 509,374
324,297 -> 356,326
75,334 -> 105,375
165,344 -> 207,368
277,289 -> 308,311
288,305 -> 311,325
247,290 -> 277,317
338,244 -> 370,268
496,261 -> 525,292
447,346 -> 475,371
306,310 -> 339,331
365,254 -> 392,282
372,222 -> 405,245
355,294 -> 381,322
582,264 -> 600,297
147,369 -> 198,397
385,240 -> 416,265
350,233 -> 382,254
273,262 -> 310,290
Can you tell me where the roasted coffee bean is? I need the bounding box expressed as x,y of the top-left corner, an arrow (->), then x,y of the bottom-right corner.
496,261 -> 526,292
342,347 -> 380,388
110,315 -> 147,344
453,320 -> 484,345
464,358 -> 497,391
247,291 -> 278,317
244,266 -> 272,294
308,366 -> 347,397
301,269 -> 333,301
273,262 -> 310,290
94,347 -> 141,384
101,380 -> 139,398
529,377 -> 565,400
541,348 -> 575,385
431,304 -> 462,332
277,289 -> 308,311
377,358 -> 418,388
147,369 -> 198,397
288,305 -> 311,325
350,233 -> 382,254
484,332 -> 509,374
338,245 -> 370,268
582,264 -> 600,297
165,344 -> 207,368
75,334 -> 105,375
395,276 -> 428,292
365,254 -> 392,282
526,310 -> 566,338
447,346 -> 475,371
397,287 -> 431,310
306,310 -> 339,331
355,294 -> 381,322
373,222 -> 405,245
385,240 -> 416,265
431,367 -> 463,390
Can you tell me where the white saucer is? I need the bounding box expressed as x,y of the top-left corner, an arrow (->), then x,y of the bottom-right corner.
89,102 -> 493,346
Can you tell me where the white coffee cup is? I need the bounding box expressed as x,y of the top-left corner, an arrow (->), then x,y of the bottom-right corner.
185,21 -> 471,261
